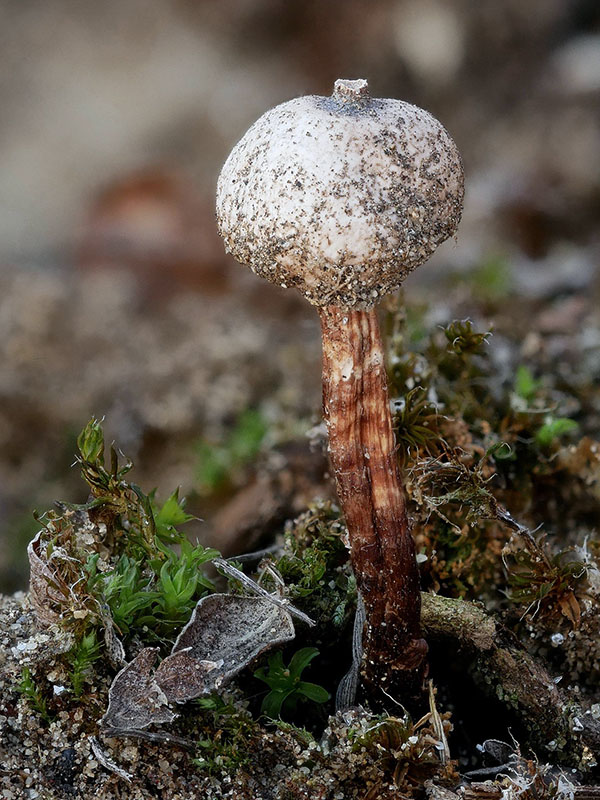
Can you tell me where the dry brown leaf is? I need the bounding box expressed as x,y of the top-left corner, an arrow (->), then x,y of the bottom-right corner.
558,590 -> 581,628
101,648 -> 177,732
27,530 -> 67,626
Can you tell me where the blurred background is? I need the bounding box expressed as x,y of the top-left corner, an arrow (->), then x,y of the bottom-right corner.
1,0 -> 599,592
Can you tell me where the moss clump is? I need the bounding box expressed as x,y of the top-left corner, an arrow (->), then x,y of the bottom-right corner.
18,665 -> 52,723
192,694 -> 261,777
274,501 -> 356,631
31,418 -> 219,654
383,295 -> 600,701
273,706 -> 456,800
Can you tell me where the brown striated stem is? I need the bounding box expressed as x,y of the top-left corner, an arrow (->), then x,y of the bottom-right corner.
319,305 -> 427,694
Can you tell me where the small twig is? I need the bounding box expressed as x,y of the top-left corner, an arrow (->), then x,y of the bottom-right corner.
336,593 -> 366,711
421,593 -> 600,770
496,505 -> 550,566
228,545 -> 281,564
100,727 -> 194,748
90,735 -> 133,782
214,558 -> 315,627
428,680 -> 450,764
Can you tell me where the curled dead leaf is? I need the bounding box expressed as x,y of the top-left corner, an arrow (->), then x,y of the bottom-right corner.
27,531 -> 68,626
171,593 -> 295,676
558,590 -> 581,628
101,648 -> 177,732
101,591 -> 296,736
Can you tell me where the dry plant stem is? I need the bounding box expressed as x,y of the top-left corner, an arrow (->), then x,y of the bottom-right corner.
319,305 -> 427,692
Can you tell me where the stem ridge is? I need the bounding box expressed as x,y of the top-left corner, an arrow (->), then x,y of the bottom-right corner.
319,305 -> 427,694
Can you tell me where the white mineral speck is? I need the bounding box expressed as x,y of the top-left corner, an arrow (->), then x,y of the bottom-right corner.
551,632 -> 565,646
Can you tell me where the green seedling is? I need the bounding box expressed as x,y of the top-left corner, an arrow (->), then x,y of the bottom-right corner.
69,630 -> 101,696
18,667 -> 51,723
86,554 -> 158,637
147,539 -> 218,627
254,647 -> 330,719
152,488 -> 196,543
514,365 -> 541,404
535,416 -> 579,448
85,540 -> 218,639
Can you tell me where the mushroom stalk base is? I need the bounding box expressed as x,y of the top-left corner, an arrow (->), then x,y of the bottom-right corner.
319,305 -> 427,694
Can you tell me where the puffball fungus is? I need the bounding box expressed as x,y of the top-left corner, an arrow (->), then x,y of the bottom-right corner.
217,78 -> 463,309
216,78 -> 464,696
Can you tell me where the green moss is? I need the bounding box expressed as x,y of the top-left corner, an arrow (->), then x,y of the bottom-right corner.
18,667 -> 52,723
68,630 -> 101,697
377,298 -> 600,654
193,695 -> 260,776
274,501 -> 356,629
34,419 -> 220,656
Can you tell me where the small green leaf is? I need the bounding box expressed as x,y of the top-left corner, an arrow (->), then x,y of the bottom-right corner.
514,365 -> 540,403
254,646 -> 329,720
288,647 -> 320,679
154,490 -> 194,543
535,417 -> 578,448
261,689 -> 292,719
296,681 -> 330,703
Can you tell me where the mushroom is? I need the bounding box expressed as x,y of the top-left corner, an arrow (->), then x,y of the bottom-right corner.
216,78 -> 464,695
